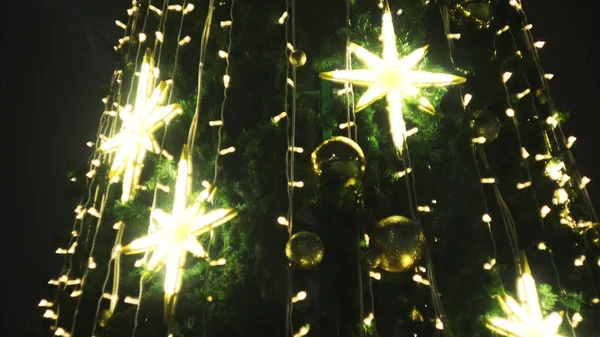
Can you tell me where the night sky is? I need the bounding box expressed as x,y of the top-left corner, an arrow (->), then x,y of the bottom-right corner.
3,0 -> 598,335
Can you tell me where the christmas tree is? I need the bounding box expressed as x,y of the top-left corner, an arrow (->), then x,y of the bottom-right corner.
36,0 -> 599,336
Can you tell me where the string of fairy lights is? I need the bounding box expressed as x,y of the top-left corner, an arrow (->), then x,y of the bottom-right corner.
40,0 -> 599,336
435,0 -> 599,335
41,2 -> 142,336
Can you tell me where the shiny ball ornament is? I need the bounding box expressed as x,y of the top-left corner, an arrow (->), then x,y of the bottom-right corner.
289,49 -> 307,67
286,231 -> 324,270
311,136 -> 366,185
449,1 -> 493,30
471,110 -> 501,143
370,215 -> 425,273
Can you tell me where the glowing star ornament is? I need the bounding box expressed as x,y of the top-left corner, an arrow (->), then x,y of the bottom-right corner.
319,6 -> 465,156
487,253 -> 565,337
119,145 -> 237,322
100,49 -> 183,202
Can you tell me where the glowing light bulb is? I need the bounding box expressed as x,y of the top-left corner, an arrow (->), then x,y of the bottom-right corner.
278,11 -> 288,24
463,93 -> 472,107
540,205 -> 551,218
506,108 -> 515,117
533,41 -> 546,49
502,72 -> 513,83
537,242 -> 547,250
482,214 -> 492,223
178,36 -> 191,46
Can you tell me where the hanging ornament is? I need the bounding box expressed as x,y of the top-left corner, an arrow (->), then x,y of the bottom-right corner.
448,0 -> 494,30
99,48 -> 183,202
370,215 -> 425,273
311,136 -> 365,186
319,5 -> 465,156
286,231 -> 325,270
487,252 -> 566,337
471,110 -> 501,143
289,49 -> 307,67
118,145 -> 237,322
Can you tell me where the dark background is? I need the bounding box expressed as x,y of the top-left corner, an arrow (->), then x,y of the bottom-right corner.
2,0 -> 597,334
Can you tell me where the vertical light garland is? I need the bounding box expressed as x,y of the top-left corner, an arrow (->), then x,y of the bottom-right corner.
42,2 -> 143,336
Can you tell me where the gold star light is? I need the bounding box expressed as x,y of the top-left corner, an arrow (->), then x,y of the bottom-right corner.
319,6 -> 465,155
487,254 -> 565,337
100,49 -> 183,202
119,145 -> 237,321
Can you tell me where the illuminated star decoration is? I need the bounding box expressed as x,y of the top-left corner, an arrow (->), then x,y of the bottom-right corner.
319,5 -> 466,156
487,254 -> 565,337
119,145 -> 237,321
100,48 -> 183,202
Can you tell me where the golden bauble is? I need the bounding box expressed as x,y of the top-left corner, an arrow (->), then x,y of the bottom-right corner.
471,110 -> 501,143
311,136 -> 365,185
449,1 -> 493,30
289,49 -> 307,67
286,231 -> 324,270
370,215 -> 425,273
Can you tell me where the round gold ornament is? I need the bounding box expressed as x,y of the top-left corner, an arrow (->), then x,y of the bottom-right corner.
471,110 -> 501,143
448,0 -> 493,30
289,49 -> 307,67
311,136 -> 365,185
286,231 -> 324,270
370,215 -> 425,273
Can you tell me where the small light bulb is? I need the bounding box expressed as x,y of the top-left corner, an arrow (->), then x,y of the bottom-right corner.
463,93 -> 472,107
505,108 -> 515,117
178,36 -> 191,46
278,11 -> 288,24
516,88 -> 531,99
538,242 -> 547,250
580,176 -> 591,189
447,33 -> 461,40
482,214 -> 492,223
502,72 -> 513,83
533,41 -> 546,49
540,205 -> 551,218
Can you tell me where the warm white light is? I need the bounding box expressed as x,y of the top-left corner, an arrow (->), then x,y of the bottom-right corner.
149,4 -> 163,15
272,112 -> 287,123
523,24 -> 533,30
209,120 -> 223,126
566,136 -> 577,148
223,74 -> 231,88
481,178 -> 496,184
88,207 -> 100,218
319,10 -> 465,156
155,31 -> 164,43
183,3 -> 195,14
293,325 -> 310,337
88,257 -> 97,269
124,296 -> 140,305
86,141 -> 94,147
339,121 -> 355,129
99,50 -> 182,203
463,93 -> 472,107
516,88 -> 530,99
544,73 -> 554,80
138,33 -> 147,42
369,271 -> 381,280
220,20 -> 232,27
482,214 -> 492,223
395,168 -> 412,179
473,136 -> 487,144
447,33 -> 461,40
540,205 -> 551,218
278,11 -> 288,24
533,41 -> 546,49
289,146 -> 304,153
115,20 -> 127,29
292,291 -> 307,303
412,274 -> 430,286
509,0 -> 522,10
435,318 -> 444,330
521,147 -> 530,159
54,327 -> 69,336
118,145 -> 237,319
219,146 -> 236,155
506,108 -> 515,117
39,299 -> 53,307
417,205 -> 431,212
178,36 -> 191,46
218,50 -> 228,58
552,188 -> 568,205
579,176 -> 591,189
502,72 -> 513,83
363,313 -> 375,325
43,309 -> 58,320
538,242 -> 547,250
496,25 -> 509,35
574,255 -> 586,267
168,4 -> 183,11
488,270 -> 563,337
535,153 -> 552,161
289,181 -> 304,188
571,312 -> 583,328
